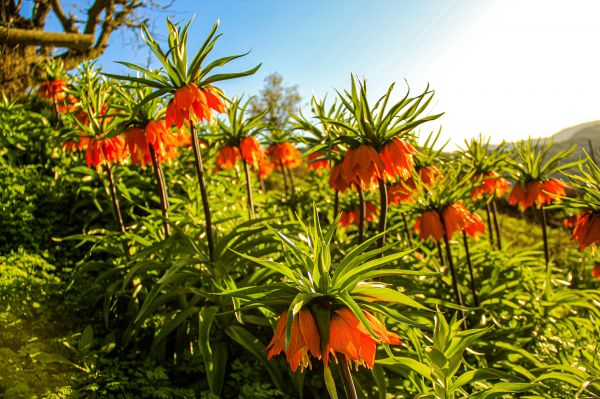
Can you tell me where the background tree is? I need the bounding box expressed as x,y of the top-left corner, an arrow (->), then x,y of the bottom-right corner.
250,72 -> 301,130
0,0 -> 169,97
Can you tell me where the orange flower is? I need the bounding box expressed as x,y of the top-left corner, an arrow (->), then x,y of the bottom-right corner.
380,138 -> 420,181
571,211 -> 600,249
339,209 -> 356,227
442,201 -> 473,239
124,120 -> 185,167
329,163 -> 351,192
266,309 -> 321,372
307,151 -> 330,174
325,307 -> 401,369
341,145 -> 385,187
464,211 -> 486,239
388,179 -> 416,205
38,78 -> 67,101
508,179 -> 567,211
63,133 -> 89,152
256,158 -> 275,180
240,136 -> 264,165
471,172 -> 510,200
57,94 -> 79,114
414,210 -> 444,241
267,142 -> 302,169
268,307 -> 400,372
419,165 -> 440,186
85,135 -> 128,169
592,263 -> 600,280
216,146 -> 240,170
165,83 -> 225,128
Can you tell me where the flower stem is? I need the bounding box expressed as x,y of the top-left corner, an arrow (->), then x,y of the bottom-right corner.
485,202 -> 495,247
357,186 -> 365,244
377,178 -> 387,249
189,121 -> 214,261
402,213 -> 413,246
149,144 -> 171,238
462,230 -> 479,307
104,163 -> 125,233
279,160 -> 289,197
241,157 -> 255,219
287,165 -> 297,202
437,242 -> 445,266
541,206 -> 549,267
340,357 -> 358,399
333,189 -> 340,222
440,214 -> 466,323
492,200 -> 502,250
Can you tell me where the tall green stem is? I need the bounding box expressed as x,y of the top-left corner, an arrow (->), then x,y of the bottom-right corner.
541,206 -> 549,267
340,357 -> 358,399
279,160 -> 289,197
241,157 -> 255,219
357,186 -> 365,244
440,213 -> 466,323
402,213 -> 413,246
492,200 -> 502,250
287,165 -> 297,203
333,189 -> 340,222
189,121 -> 214,260
149,144 -> 171,238
485,203 -> 495,247
377,178 -> 388,249
462,230 -> 479,307
104,163 -> 125,233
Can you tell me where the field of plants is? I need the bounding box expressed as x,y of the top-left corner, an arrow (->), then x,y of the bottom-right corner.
1,18 -> 600,399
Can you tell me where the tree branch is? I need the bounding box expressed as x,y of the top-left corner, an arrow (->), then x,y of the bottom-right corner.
49,0 -> 78,33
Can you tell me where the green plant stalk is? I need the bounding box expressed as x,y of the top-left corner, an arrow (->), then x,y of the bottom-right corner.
287,165 -> 297,203
377,178 -> 387,249
492,200 -> 502,250
241,157 -> 255,219
340,357 -> 358,399
402,213 -> 413,246
437,242 -> 445,266
333,189 -> 340,222
357,186 -> 365,244
189,121 -> 214,260
462,230 -> 479,307
541,206 -> 549,267
149,144 -> 171,238
104,163 -> 126,233
440,215 -> 466,321
279,160 -> 289,197
485,203 -> 495,247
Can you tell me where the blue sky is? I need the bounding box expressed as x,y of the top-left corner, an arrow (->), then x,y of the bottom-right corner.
41,0 -> 600,147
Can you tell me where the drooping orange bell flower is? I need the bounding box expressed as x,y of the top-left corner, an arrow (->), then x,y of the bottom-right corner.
165,83 -> 225,128
240,136 -> 264,166
57,94 -> 79,114
256,158 -> 275,180
380,138 -> 420,181
592,263 -> 600,280
38,78 -> 68,101
341,145 -> 385,187
63,133 -> 90,152
339,209 -> 356,228
388,179 -> 416,205
470,171 -> 510,200
442,201 -> 475,239
124,120 -> 186,167
268,307 -> 400,372
267,142 -> 302,169
85,135 -> 128,169
329,163 -> 351,192
508,178 -> 567,211
216,146 -> 240,170
464,212 -> 486,239
419,165 -> 441,186
266,309 -> 322,372
570,210 -> 600,249
307,151 -> 330,174
325,307 -> 401,369
414,210 -> 444,241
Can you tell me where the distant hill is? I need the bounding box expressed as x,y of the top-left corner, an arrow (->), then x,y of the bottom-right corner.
498,121 -> 599,176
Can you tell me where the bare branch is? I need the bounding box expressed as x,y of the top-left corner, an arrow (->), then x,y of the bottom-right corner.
49,0 -> 78,33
